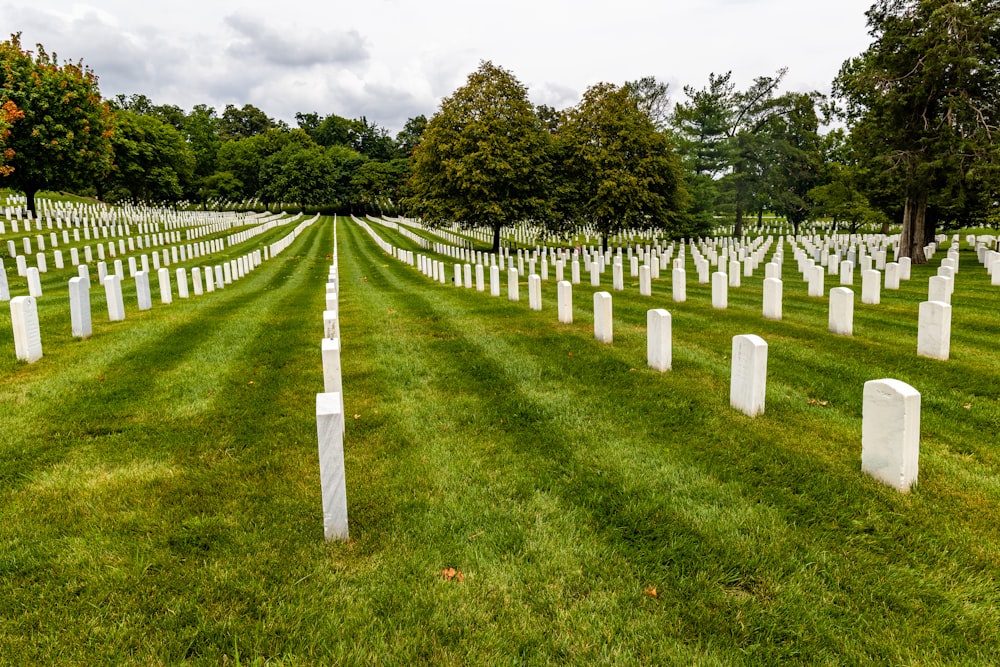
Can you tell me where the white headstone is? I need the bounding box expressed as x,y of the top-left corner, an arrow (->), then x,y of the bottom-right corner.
763,277 -> 782,320
917,301 -> 951,360
10,295 -> 43,362
862,379 -> 920,492
557,280 -> 572,324
26,267 -> 42,297
728,259 -> 741,287
0,261 -> 8,301
323,310 -> 339,340
594,291 -> 612,343
490,264 -> 500,296
730,334 -> 767,417
316,391 -> 349,541
104,274 -> 125,321
885,262 -> 900,290
829,287 -> 854,336
192,267 -> 204,296
672,268 -> 686,303
927,275 -> 951,304
861,269 -> 881,305
135,271 -> 152,311
808,265 -> 825,297
528,274 -> 542,311
176,268 -> 189,299
508,268 -> 519,301
647,309 -> 671,372
68,277 -> 91,338
322,337 -> 342,394
639,265 -> 651,296
158,267 -> 173,304
712,272 -> 728,309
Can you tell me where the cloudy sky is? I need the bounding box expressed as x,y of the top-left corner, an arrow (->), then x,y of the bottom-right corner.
2,1 -> 875,135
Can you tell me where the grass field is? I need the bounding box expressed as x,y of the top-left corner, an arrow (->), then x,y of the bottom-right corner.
2,214 -> 999,665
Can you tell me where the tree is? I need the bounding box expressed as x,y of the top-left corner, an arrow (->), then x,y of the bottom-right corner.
624,75 -> 672,130
556,82 -> 690,249
105,109 -> 195,205
184,104 -> 222,185
219,103 -> 275,140
671,72 -> 736,227
0,33 -> 113,213
394,115 -> 427,157
726,69 -> 789,237
216,128 -> 314,200
0,100 -> 24,176
762,92 -> 825,235
406,61 -> 551,253
835,0 -> 1000,262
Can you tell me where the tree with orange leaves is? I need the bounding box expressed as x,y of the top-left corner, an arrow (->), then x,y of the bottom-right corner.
0,33 -> 113,213
0,99 -> 24,176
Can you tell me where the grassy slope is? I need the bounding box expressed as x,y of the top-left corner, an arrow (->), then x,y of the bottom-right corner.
0,216 -> 998,665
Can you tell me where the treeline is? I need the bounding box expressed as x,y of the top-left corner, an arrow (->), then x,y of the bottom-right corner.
103,95 -> 426,215
3,0 -> 1000,262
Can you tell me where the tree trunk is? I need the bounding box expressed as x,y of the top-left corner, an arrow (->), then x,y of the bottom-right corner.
898,190 -> 929,263
25,186 -> 38,216
491,224 -> 501,254
602,232 -> 609,253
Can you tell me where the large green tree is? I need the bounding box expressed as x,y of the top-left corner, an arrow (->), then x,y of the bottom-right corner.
0,33 -> 113,213
835,0 -> 1000,262
406,61 -> 551,252
762,92 -> 825,235
671,72 -> 736,227
556,82 -> 690,248
105,109 -> 195,205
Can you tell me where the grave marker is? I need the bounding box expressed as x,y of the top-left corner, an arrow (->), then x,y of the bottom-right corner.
10,295 -> 43,362
712,272 -> 728,309
594,291 -> 613,343
829,287 -> 854,336
917,301 -> 951,360
135,271 -> 152,311
730,334 -> 767,417
862,379 -> 920,492
647,309 -> 671,372
316,392 -> 349,541
557,280 -> 573,323
763,277 -> 782,320
104,274 -> 125,322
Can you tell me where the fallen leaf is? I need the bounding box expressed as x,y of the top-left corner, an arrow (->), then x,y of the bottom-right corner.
630,368 -> 637,372
247,381 -> 255,386
963,403 -> 972,410
353,414 -> 360,420
441,567 -> 465,582
644,587 -> 658,598
567,352 -> 574,357
468,530 -> 485,541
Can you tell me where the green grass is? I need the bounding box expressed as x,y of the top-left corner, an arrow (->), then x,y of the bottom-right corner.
1,215 -> 999,664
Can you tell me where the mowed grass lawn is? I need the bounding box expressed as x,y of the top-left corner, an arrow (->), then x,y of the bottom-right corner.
1,215 -> 999,665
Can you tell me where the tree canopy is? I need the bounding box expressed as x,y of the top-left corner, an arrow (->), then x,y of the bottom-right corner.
0,33 -> 113,213
406,61 -> 551,252
556,82 -> 690,247
835,0 -> 1000,262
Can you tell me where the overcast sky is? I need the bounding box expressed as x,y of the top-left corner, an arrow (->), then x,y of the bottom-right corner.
2,1 -> 875,135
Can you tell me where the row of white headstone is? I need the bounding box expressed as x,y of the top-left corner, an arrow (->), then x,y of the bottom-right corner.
354,218 -> 938,493
649,305 -> 920,492
6,216 -> 320,363
317,218 -> 348,542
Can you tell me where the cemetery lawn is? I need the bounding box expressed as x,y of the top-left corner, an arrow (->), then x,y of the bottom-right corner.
2,216 -> 1000,665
